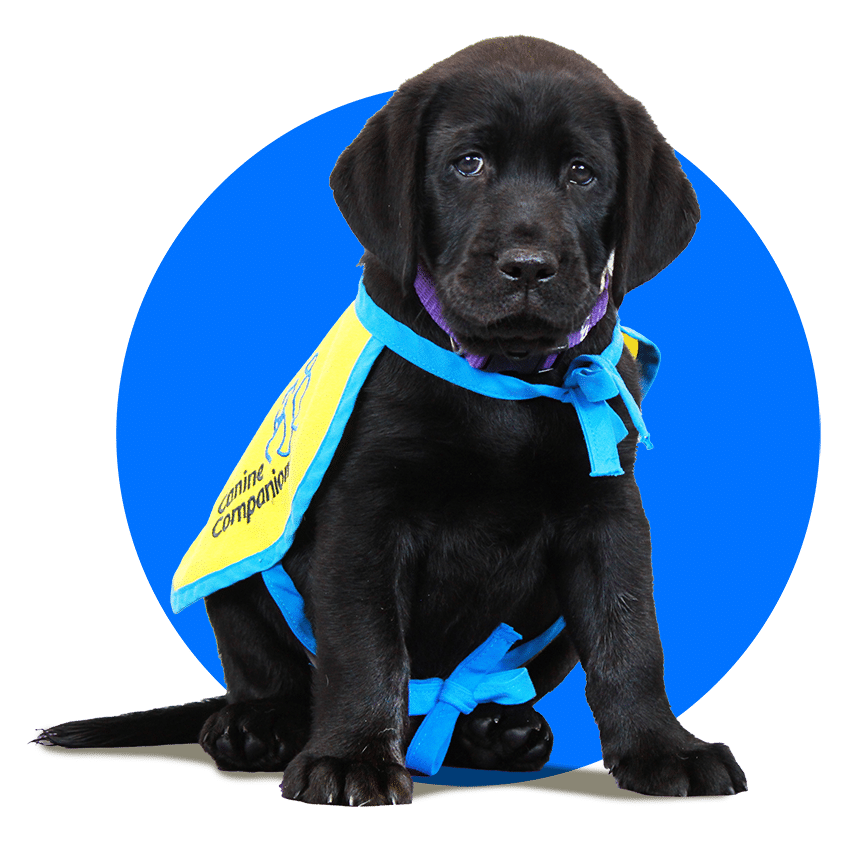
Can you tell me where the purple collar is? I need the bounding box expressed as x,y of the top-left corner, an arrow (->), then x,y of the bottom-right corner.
414,256 -> 613,373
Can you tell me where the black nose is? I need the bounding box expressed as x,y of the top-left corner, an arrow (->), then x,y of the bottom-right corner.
497,249 -> 558,284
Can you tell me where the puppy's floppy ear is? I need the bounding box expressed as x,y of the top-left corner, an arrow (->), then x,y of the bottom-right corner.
330,86 -> 430,291
610,98 -> 700,306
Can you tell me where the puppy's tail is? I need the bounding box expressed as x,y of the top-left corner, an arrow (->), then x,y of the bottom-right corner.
33,696 -> 228,748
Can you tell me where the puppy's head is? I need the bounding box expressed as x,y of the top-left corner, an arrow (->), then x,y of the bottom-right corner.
331,37 -> 699,356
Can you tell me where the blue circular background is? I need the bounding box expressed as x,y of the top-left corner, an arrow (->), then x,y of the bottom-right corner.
118,92 -> 819,786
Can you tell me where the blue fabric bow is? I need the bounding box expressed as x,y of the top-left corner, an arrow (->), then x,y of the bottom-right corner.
558,326 -> 653,477
406,619 -> 564,775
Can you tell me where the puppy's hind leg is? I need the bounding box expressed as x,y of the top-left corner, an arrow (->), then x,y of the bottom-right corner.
443,635 -> 578,772
445,703 -> 554,771
201,573 -> 312,772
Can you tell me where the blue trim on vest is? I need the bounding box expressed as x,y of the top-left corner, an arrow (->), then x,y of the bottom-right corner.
261,562 -> 565,776
356,279 -> 653,477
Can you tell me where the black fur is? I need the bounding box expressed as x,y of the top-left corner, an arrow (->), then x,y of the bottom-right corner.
36,37 -> 745,805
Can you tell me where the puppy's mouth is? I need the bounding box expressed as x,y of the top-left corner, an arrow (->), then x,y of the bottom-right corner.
449,314 -> 571,358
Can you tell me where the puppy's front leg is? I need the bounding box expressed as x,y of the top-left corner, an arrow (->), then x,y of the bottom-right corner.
280,517 -> 413,806
558,477 -> 747,796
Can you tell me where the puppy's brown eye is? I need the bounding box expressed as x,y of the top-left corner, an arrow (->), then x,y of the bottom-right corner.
455,153 -> 484,176
568,162 -> 594,185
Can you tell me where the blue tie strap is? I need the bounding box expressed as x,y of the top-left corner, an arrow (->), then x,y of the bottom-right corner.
558,325 -> 653,477
406,617 -> 566,774
354,282 -> 655,480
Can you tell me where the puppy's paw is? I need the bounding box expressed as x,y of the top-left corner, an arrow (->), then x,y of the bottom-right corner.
609,741 -> 747,797
449,703 -> 553,771
281,751 -> 413,806
199,700 -> 307,772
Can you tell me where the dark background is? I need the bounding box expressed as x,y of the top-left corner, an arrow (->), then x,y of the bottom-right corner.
6,0 -> 862,861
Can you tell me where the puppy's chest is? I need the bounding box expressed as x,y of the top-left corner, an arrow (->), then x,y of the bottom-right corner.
398,392 -> 589,505
403,502 -> 560,671
375,397 -> 581,671
354,367 -> 594,539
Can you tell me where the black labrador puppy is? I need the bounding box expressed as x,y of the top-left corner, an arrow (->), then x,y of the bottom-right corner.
38,36 -> 746,804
